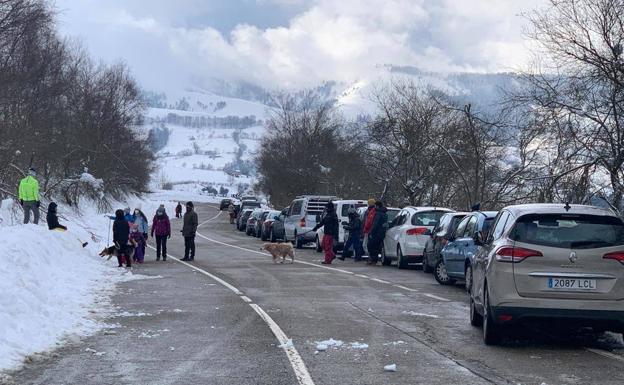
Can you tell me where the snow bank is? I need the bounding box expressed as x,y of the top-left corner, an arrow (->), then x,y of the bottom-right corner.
0,224 -> 126,371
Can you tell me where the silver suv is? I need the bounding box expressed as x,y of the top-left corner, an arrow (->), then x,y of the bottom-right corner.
469,203 -> 624,344
283,195 -> 339,248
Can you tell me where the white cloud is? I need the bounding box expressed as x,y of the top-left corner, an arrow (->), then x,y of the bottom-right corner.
55,0 -> 546,92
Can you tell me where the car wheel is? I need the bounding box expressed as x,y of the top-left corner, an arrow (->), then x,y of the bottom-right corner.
295,233 -> 303,249
270,229 -> 276,242
469,294 -> 483,327
483,286 -> 501,345
397,246 -> 408,269
315,236 -> 322,252
422,251 -> 433,273
434,260 -> 454,285
465,264 -> 473,293
381,245 -> 391,266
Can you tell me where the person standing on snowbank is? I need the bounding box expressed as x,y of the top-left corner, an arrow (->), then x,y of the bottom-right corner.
151,205 -> 171,261
175,202 -> 183,219
133,208 -> 149,258
19,168 -> 40,224
181,201 -> 198,261
129,224 -> 145,263
46,202 -> 67,231
113,209 -> 131,268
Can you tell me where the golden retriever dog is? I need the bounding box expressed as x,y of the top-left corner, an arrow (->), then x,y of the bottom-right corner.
261,242 -> 295,264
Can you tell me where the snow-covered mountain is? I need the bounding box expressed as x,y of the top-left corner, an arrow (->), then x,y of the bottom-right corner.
144,68 -> 522,194
143,89 -> 271,195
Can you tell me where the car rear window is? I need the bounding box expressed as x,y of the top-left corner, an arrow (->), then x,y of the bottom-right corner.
411,211 -> 447,227
242,202 -> 261,209
341,203 -> 367,216
511,214 -> 624,249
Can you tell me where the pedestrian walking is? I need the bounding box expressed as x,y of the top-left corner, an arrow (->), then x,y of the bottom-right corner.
46,202 -> 67,231
113,209 -> 131,268
342,207 -> 364,261
19,168 -> 40,224
312,201 -> 339,264
151,205 -> 171,261
175,202 -> 183,219
181,201 -> 198,261
367,201 -> 388,265
129,224 -> 145,263
228,203 -> 236,224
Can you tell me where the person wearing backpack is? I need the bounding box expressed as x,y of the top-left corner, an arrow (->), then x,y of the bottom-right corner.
342,207 -> 364,262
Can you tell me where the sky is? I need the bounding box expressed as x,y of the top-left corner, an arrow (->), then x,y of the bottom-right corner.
54,0 -> 546,94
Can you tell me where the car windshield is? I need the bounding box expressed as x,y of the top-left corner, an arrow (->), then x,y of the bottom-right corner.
511,214 -> 624,249
411,211 -> 447,227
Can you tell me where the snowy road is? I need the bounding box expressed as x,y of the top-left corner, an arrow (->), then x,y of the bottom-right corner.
8,203 -> 624,385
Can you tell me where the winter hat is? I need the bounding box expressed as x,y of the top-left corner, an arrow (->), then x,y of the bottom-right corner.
28,167 -> 36,176
326,201 -> 335,212
157,204 -> 166,215
48,202 -> 57,212
115,209 -> 124,218
367,198 -> 375,206
186,201 -> 194,208
375,200 -> 384,208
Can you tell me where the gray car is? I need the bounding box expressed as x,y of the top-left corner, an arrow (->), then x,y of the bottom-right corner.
283,195 -> 339,248
469,203 -> 624,345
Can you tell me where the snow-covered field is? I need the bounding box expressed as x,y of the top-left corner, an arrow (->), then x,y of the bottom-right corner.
0,189 -> 219,373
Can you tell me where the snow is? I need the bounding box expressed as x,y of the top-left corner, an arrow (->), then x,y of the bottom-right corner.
278,339 -> 294,349
384,363 -> 397,372
0,222 -> 127,371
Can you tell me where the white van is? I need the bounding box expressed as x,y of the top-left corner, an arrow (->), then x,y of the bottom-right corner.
315,200 -> 368,252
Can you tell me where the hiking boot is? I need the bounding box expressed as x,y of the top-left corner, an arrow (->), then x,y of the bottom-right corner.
163,256 -> 167,261
321,261 -> 331,265
156,257 -> 160,261
180,257 -> 190,261
189,257 -> 194,261
338,256 -> 346,261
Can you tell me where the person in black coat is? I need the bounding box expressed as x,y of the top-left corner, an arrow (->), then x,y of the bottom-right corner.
113,209 -> 131,267
342,207 -> 364,261
46,202 -> 67,231
367,201 -> 388,265
312,202 -> 339,264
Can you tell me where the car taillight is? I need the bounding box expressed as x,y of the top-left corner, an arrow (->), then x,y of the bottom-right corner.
299,218 -> 306,227
603,252 -> 624,265
495,246 -> 543,263
406,227 -> 428,236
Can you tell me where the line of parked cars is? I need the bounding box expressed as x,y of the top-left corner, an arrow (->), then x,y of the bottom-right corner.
222,196 -> 624,345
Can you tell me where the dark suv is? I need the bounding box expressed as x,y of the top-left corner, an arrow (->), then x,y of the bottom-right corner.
219,198 -> 233,211
422,212 -> 468,273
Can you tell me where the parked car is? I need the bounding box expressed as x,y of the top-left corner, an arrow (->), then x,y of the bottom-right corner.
253,209 -> 272,238
469,203 -> 624,345
240,195 -> 258,202
381,207 -> 454,269
269,208 -> 289,242
237,209 -> 254,231
219,198 -> 233,211
237,200 -> 261,228
283,195 -> 339,248
422,212 -> 469,273
261,210 -> 282,241
246,208 -> 265,236
315,200 -> 368,252
346,206 -> 400,256
436,211 -> 497,287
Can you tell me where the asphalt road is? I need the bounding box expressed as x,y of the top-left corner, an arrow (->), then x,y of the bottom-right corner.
7,203 -> 624,385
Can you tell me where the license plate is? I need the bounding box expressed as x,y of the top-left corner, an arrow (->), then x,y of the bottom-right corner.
547,277 -> 597,290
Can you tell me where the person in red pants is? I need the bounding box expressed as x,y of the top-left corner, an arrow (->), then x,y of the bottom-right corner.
312,202 -> 339,264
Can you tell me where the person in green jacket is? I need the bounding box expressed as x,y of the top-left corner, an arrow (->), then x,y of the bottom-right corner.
19,168 -> 40,224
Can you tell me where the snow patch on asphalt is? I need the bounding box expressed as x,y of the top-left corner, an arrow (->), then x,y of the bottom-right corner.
402,310 -> 439,318
278,339 -> 294,349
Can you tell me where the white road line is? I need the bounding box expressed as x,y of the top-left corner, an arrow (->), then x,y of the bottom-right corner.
198,210 -> 222,227
394,284 -> 419,292
145,244 -> 315,385
423,293 -> 451,302
355,274 -> 369,278
250,304 -> 315,385
585,348 -> 624,363
370,278 -> 391,284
